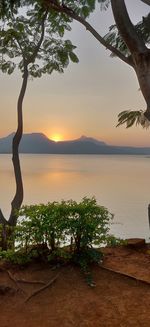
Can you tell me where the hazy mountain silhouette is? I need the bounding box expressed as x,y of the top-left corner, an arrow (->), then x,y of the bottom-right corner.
77,135 -> 106,146
1,132 -> 150,155
0,133 -> 55,153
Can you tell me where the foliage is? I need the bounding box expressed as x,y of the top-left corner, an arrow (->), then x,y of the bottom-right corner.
0,249 -> 32,265
16,197 -> 112,253
1,0 -> 150,129
72,247 -> 102,272
0,198 -> 113,269
37,0 -> 150,127
0,1 -> 79,78
106,235 -> 127,247
0,1 -> 111,21
104,14 -> 150,59
16,201 -> 70,251
0,198 -> 119,284
66,197 -> 112,252
117,110 -> 150,129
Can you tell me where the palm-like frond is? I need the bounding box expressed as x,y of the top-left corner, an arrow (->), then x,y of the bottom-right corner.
104,13 -> 150,58
117,110 -> 150,129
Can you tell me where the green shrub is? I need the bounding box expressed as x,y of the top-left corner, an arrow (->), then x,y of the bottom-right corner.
66,197 -> 112,253
16,201 -> 69,252
17,197 -> 112,254
0,198 -> 115,282
106,235 -> 127,247
0,249 -> 32,265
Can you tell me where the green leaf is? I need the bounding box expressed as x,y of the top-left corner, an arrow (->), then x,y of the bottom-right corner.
82,6 -> 90,18
69,52 -> 79,63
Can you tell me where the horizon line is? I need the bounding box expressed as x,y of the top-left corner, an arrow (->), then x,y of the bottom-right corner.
1,131 -> 150,148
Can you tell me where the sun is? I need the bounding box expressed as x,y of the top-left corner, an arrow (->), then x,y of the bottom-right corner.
50,133 -> 62,142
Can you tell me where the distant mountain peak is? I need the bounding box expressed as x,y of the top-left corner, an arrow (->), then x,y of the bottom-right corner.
78,135 -> 106,146
80,135 -> 88,140
23,132 -> 49,138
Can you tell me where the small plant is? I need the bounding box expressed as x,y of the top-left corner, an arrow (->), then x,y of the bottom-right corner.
106,235 -> 127,247
0,249 -> 32,265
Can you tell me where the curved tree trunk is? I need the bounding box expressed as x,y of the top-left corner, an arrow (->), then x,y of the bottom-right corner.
0,64 -> 28,249
9,65 -> 28,226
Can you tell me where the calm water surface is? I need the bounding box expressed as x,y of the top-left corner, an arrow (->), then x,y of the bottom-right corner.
0,154 -> 150,241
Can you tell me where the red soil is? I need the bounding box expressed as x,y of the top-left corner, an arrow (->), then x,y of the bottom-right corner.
0,245 -> 150,327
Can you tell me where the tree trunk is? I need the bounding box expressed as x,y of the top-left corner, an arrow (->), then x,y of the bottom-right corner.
133,52 -> 150,120
9,65 -> 28,227
111,0 -> 150,120
111,0 -> 147,54
140,0 -> 150,6
0,65 -> 28,249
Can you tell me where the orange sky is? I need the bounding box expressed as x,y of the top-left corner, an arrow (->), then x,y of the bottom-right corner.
0,1 -> 149,147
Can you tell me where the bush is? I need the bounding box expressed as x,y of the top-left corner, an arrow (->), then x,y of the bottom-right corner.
16,201 -> 69,252
66,197 -> 112,253
0,198 -> 114,275
16,197 -> 112,254
0,249 -> 32,265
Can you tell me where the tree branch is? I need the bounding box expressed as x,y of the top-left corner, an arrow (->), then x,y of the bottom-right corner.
111,0 -> 147,54
140,0 -> 150,5
44,1 -> 134,67
0,209 -> 7,224
27,10 -> 48,64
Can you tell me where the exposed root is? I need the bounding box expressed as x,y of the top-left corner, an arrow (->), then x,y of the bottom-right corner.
0,269 -> 26,294
100,265 -> 150,285
6,270 -> 19,287
25,273 -> 60,303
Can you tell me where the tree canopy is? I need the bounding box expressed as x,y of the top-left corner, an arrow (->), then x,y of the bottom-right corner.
0,1 -> 78,78
40,0 -> 150,128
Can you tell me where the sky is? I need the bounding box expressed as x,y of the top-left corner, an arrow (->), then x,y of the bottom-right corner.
0,0 -> 150,146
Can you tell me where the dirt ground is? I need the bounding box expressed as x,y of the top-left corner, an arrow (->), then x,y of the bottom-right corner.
0,244 -> 150,327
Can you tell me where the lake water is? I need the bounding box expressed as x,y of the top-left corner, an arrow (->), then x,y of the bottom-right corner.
0,154 -> 150,241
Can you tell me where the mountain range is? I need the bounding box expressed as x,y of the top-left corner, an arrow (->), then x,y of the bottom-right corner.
1,132 -> 150,155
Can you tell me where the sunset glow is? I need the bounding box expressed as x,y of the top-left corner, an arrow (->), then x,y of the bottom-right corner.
49,134 -> 63,142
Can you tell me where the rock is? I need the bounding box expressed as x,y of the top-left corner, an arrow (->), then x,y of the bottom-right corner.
126,238 -> 146,248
